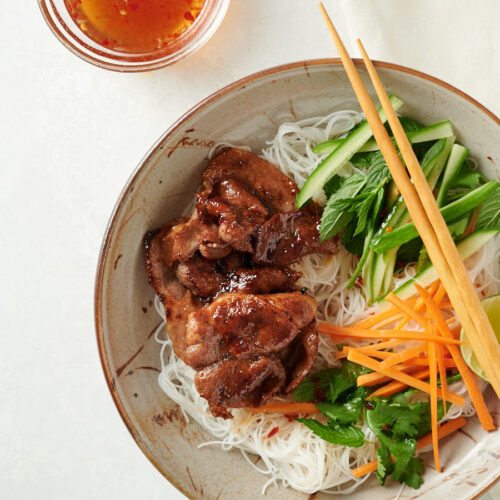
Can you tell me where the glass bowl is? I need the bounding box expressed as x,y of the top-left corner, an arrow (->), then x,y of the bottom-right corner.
38,0 -> 230,72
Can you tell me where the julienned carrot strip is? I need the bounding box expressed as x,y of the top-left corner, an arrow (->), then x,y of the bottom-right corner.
335,339 -> 403,359
402,357 -> 456,368
318,324 -> 465,345
436,341 -> 448,409
352,306 -> 411,329
249,403 -> 317,414
351,417 -> 467,478
379,342 -> 427,369
395,282 -> 439,330
434,283 -> 447,306
414,285 -> 495,431
428,340 -> 441,471
347,350 -> 465,406
368,368 -> 430,399
357,365 -> 421,387
385,293 -> 431,330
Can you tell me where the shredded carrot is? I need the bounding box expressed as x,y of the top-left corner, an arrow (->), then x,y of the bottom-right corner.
357,364 -> 422,387
351,417 -> 467,478
436,341 -> 448,409
249,403 -> 317,414
414,284 -> 495,431
402,356 -> 456,368
347,350 -> 465,406
434,283 -> 447,306
318,324 -> 465,345
428,340 -> 441,471
368,368 -> 430,399
379,342 -> 427,369
385,293 -> 431,329
352,300 -> 418,329
335,339 -> 403,359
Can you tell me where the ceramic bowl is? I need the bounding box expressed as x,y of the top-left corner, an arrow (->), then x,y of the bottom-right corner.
95,59 -> 500,499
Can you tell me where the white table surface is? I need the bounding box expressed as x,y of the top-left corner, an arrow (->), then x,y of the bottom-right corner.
2,1 -> 500,499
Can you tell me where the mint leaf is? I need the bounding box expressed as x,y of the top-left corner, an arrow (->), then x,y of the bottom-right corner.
323,175 -> 344,197
476,183 -> 500,230
320,174 -> 366,241
450,161 -> 481,190
297,419 -> 365,447
399,116 -> 424,133
341,360 -> 372,384
316,387 -> 367,424
292,368 -> 337,402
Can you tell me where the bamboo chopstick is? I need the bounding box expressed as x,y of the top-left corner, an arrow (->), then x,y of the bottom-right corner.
355,40 -> 500,397
317,2 -> 500,400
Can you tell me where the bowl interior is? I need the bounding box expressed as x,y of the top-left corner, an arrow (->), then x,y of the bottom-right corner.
95,60 -> 500,499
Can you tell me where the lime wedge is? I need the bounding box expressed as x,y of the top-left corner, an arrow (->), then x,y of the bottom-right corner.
460,294 -> 500,381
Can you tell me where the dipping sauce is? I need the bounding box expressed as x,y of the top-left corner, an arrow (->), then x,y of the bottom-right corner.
65,0 -> 205,53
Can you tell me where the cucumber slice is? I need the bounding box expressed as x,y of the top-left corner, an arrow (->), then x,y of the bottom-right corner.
425,136 -> 455,189
378,229 -> 500,306
360,120 -> 454,153
372,181 -> 499,253
436,144 -> 469,207
313,120 -> 454,156
312,138 -> 343,155
296,94 -> 404,207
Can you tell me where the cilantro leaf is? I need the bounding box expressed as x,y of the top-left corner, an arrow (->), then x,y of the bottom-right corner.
296,419 -> 365,447
476,183 -> 500,230
398,457 -> 424,489
376,444 -> 394,485
377,432 -> 417,486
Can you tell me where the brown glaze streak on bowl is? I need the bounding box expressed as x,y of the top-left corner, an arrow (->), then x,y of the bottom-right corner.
95,59 -> 500,499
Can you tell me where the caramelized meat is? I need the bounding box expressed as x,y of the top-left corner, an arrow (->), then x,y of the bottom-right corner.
175,252 -> 301,298
201,179 -> 270,253
184,293 -> 317,369
195,357 -> 286,419
175,254 -> 225,297
199,147 -> 298,213
145,228 -> 199,360
281,321 -> 319,392
254,210 -> 338,266
162,213 -> 230,267
144,148 -> 331,418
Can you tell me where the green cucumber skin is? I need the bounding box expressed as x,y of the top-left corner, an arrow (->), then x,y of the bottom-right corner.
296,94 -> 403,207
312,138 -> 343,154
373,181 -> 498,253
436,144 -> 469,207
377,229 -> 500,306
360,120 -> 454,153
314,120 -> 454,156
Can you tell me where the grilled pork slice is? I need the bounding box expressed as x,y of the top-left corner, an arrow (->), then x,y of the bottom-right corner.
184,292 -> 317,369
175,252 -> 301,298
199,147 -> 298,214
145,228 -> 199,360
254,210 -> 338,266
195,356 -> 286,419
281,320 -> 319,392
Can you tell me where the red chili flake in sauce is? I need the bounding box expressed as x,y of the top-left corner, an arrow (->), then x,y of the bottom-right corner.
285,414 -> 299,422
267,426 -> 279,438
365,401 -> 374,410
184,11 -> 194,21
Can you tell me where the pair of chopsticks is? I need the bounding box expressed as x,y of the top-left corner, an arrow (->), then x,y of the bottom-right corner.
318,3 -> 500,400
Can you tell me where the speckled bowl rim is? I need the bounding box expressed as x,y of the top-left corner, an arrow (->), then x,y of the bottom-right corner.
94,58 -> 500,500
